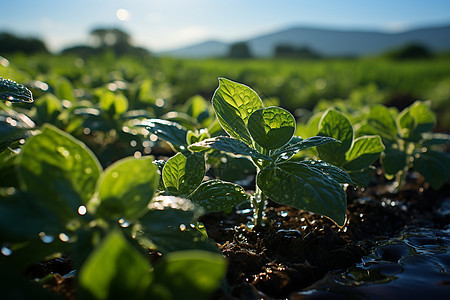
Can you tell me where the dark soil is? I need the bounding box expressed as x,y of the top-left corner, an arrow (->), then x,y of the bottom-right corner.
28,172 -> 450,299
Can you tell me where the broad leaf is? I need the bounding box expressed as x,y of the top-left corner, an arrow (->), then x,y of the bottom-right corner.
273,136 -> 338,161
0,123 -> 28,153
79,230 -> 152,300
212,78 -> 263,145
189,136 -> 271,161
247,106 -> 295,150
18,124 -> 101,222
357,105 -> 398,144
99,90 -> 128,116
189,180 -> 249,212
258,162 -> 347,226
381,146 -> 407,178
348,167 -> 376,187
344,135 -> 385,171
300,160 -> 354,185
151,250 -> 227,300
162,152 -> 205,196
139,196 -> 216,253
414,150 -> 450,190
140,119 -> 188,149
398,101 -> 435,141
317,109 -> 353,166
0,78 -> 33,103
96,156 -> 159,220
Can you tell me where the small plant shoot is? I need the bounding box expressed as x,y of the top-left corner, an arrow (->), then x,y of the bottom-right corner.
188,78 -> 352,226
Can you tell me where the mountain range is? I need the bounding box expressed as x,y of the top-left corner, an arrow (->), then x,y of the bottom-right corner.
159,24 -> 450,58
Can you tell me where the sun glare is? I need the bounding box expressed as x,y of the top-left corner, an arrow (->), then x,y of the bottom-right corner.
116,8 -> 131,21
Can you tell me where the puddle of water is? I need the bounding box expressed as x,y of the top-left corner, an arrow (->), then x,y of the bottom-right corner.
291,225 -> 450,299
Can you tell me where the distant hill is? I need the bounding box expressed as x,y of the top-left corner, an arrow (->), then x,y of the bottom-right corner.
159,24 -> 450,58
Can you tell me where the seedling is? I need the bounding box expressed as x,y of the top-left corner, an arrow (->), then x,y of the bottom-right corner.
314,108 -> 385,186
357,101 -> 450,190
187,78 -> 353,226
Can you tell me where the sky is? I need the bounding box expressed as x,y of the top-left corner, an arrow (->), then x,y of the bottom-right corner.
1,0 -> 450,53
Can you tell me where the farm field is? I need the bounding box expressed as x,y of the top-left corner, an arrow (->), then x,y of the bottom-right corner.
1,52 -> 450,299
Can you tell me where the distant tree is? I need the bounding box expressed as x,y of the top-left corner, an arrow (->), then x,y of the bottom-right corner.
273,44 -> 321,59
384,43 -> 433,60
0,32 -> 49,54
228,42 -> 253,58
89,28 -> 134,56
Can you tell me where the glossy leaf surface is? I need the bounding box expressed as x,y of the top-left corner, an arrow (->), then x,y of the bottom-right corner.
18,124 -> 101,222
212,78 -> 263,145
189,180 -> 249,212
247,106 -> 295,150
258,162 -> 347,226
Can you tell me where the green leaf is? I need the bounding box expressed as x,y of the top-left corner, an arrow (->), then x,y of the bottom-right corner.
273,136 -> 338,161
189,180 -> 249,212
139,196 -> 216,253
212,78 -> 263,145
96,156 -> 159,220
258,162 -> 347,226
0,123 -> 28,154
300,160 -> 354,184
151,250 -> 227,300
398,101 -> 436,140
344,135 -> 385,171
0,148 -> 19,187
247,106 -> 295,150
18,124 -> 101,222
162,152 -> 205,196
317,109 -> 353,166
357,105 -> 398,144
348,167 -> 376,187
79,229 -> 152,300
99,90 -> 129,116
381,146 -> 407,177
140,119 -> 188,150
0,78 -> 33,103
189,136 -> 271,161
414,150 -> 450,190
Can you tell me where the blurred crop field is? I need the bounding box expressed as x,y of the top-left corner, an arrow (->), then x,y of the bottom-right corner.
2,52 -> 450,133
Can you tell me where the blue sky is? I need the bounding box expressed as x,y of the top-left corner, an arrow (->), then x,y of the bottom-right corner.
1,0 -> 450,52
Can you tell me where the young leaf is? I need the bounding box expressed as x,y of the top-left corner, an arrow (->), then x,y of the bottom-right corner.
414,150 -> 450,190
398,101 -> 436,141
317,109 -> 354,166
162,152 -> 205,196
258,162 -> 347,226
78,229 -> 152,300
189,136 -> 271,161
18,124 -> 101,222
0,78 -> 33,103
96,156 -> 159,220
188,180 -> 249,212
344,135 -> 385,171
151,250 -> 227,300
247,106 -> 296,150
140,196 -> 216,253
381,147 -> 407,178
140,119 -> 188,150
212,78 -> 263,145
356,105 -> 398,144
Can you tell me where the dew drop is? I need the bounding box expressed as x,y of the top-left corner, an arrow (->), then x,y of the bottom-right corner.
59,233 -> 70,242
280,211 -> 288,217
1,246 -> 12,256
39,232 -> 54,243
78,205 -> 87,215
111,172 -> 119,178
179,224 -> 186,231
57,147 -> 70,158
118,218 -> 130,228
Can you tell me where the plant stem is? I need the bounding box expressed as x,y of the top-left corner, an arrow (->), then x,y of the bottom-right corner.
252,184 -> 267,226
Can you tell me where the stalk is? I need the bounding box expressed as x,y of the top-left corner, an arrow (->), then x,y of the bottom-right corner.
251,149 -> 270,227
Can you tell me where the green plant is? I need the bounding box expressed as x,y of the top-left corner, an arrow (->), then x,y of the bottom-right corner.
314,108 -> 385,186
186,78 -> 353,226
356,101 -> 450,190
0,124 -> 225,299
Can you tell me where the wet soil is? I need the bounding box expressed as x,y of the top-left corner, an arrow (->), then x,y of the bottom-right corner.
29,172 -> 449,299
